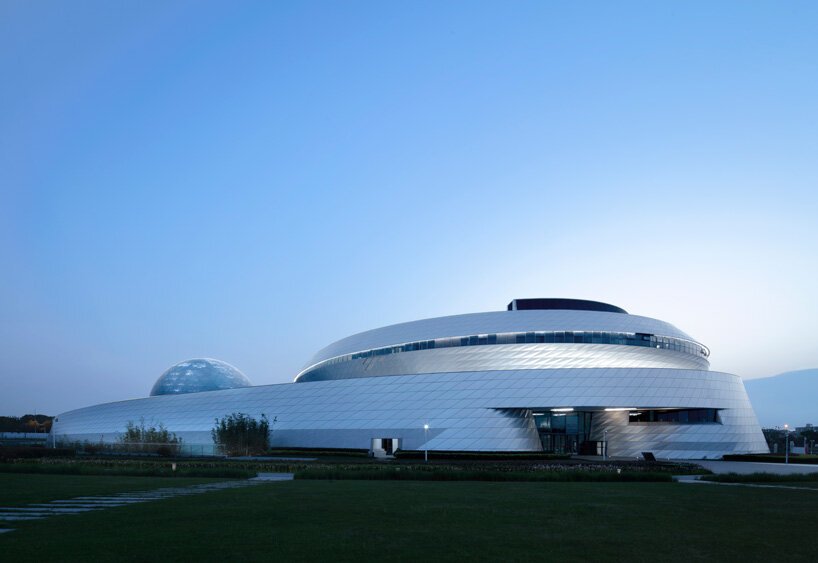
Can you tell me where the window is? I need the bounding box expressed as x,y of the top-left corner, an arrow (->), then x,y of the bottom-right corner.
628,409 -> 719,424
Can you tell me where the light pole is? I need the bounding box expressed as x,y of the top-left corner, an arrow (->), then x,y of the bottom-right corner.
423,423 -> 429,463
784,424 -> 789,464
603,429 -> 608,461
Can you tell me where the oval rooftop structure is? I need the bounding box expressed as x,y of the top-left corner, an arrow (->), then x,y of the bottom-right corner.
507,298 -> 628,314
295,299 -> 709,383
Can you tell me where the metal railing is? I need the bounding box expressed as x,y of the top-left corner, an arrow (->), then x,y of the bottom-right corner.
55,441 -> 221,457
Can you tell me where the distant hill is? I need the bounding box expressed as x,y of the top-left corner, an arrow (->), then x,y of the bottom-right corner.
744,369 -> 818,428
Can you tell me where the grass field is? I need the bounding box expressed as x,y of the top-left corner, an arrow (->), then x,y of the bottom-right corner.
2,474 -> 818,561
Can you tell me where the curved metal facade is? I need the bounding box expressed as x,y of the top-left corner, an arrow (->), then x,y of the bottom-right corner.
297,344 -> 709,382
51,302 -> 768,459
300,309 -> 701,371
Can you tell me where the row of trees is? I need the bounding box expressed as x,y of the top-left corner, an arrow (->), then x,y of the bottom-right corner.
117,413 -> 272,457
762,427 -> 818,453
0,414 -> 53,433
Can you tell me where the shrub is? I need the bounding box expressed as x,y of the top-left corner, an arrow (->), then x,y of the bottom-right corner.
119,419 -> 182,456
0,447 -> 75,461
264,447 -> 369,458
394,450 -> 571,461
212,413 -> 271,456
294,467 -> 672,482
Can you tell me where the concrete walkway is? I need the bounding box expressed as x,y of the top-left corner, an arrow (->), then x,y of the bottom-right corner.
673,461 -> 818,490
0,473 -> 294,533
691,460 -> 818,475
675,478 -> 818,492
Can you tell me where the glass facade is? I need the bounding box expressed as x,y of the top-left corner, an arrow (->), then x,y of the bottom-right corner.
532,411 -> 593,454
150,359 -> 252,396
628,409 -> 720,424
530,408 -> 721,453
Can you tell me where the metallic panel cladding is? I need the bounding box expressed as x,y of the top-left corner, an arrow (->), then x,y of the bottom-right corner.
50,304 -> 768,459
297,344 -> 709,382
301,309 -> 702,374
52,367 -> 768,459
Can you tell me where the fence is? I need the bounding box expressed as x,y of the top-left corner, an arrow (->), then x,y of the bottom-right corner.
0,432 -> 50,447
55,441 -> 221,458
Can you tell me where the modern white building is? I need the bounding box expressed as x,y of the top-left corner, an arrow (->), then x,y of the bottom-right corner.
51,299 -> 769,459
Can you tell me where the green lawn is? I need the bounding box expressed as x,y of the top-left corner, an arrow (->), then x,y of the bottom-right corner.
2,475 -> 818,561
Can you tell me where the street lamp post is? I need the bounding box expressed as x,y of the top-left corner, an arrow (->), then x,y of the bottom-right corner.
603,429 -> 608,461
784,424 -> 790,464
423,424 -> 429,463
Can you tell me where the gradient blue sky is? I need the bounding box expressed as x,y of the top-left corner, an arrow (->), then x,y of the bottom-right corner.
2,1 -> 817,416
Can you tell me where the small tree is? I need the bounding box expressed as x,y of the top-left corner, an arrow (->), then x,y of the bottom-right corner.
211,413 -> 270,456
120,418 -> 182,456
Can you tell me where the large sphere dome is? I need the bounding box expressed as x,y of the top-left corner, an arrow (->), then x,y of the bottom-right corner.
150,359 -> 252,396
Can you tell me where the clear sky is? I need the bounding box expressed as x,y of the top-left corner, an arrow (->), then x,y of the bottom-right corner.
2,1 -> 817,416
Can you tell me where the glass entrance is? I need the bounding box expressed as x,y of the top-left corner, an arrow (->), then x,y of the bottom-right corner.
533,411 -> 593,454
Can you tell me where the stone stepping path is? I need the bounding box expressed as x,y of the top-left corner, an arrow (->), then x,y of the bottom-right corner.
0,473 -> 293,533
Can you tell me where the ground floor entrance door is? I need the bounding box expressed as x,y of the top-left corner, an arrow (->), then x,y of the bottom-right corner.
382,438 -> 394,455
532,411 -> 593,454
370,438 -> 401,457
538,433 -> 579,454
